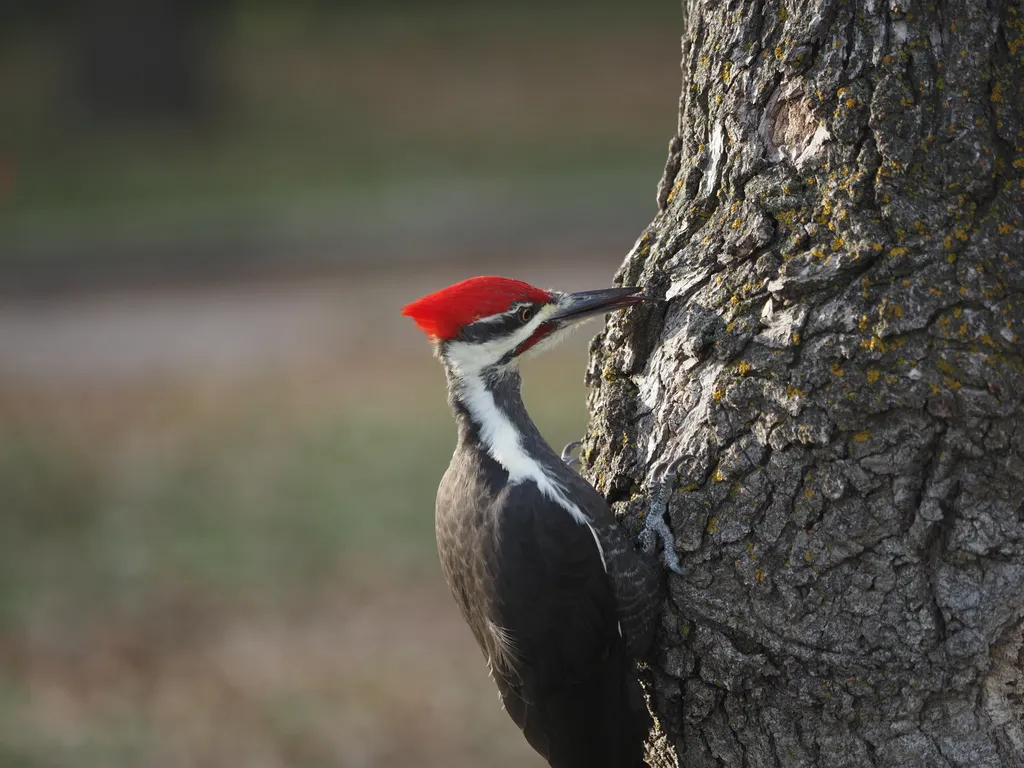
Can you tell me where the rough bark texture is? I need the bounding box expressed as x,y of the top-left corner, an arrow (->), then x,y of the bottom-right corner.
583,1 -> 1024,766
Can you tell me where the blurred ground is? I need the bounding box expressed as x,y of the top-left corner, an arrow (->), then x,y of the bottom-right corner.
0,262 -> 619,768
0,2 -> 679,766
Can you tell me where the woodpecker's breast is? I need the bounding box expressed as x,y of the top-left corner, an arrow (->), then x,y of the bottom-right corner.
435,435 -> 623,681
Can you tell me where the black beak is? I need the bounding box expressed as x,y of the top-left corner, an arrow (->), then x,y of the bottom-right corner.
546,287 -> 652,324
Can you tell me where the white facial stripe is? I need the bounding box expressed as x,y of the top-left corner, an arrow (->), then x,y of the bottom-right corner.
472,309 -> 515,326
473,301 -> 530,325
444,302 -> 560,374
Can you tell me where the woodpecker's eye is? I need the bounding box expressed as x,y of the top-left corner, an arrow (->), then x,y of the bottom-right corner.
519,306 -> 534,323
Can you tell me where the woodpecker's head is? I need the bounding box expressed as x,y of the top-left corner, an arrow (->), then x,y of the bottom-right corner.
403,276 -> 650,376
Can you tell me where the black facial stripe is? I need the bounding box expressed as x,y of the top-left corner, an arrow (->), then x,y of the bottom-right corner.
458,313 -> 521,344
458,302 -> 541,345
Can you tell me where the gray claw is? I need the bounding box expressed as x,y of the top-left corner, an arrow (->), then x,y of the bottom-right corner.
642,455 -> 690,576
561,440 -> 583,468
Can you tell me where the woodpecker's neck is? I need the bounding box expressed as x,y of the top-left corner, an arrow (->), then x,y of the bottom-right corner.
442,357 -> 591,527
444,362 -> 562,480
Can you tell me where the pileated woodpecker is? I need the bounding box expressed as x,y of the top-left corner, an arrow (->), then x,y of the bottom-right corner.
404,276 -> 682,768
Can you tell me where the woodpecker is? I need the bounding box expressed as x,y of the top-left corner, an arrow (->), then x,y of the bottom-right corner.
403,276 -> 681,768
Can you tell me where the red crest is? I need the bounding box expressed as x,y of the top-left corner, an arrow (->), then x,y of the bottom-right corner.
402,276 -> 552,340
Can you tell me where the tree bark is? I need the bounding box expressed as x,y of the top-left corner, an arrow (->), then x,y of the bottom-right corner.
584,1 -> 1024,766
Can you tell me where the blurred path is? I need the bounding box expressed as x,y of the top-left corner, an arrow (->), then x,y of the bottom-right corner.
0,255 -> 627,386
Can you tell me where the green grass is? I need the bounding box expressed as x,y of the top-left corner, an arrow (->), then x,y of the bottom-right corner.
0,357 -> 589,626
0,355 -> 587,767
0,399 -> 449,622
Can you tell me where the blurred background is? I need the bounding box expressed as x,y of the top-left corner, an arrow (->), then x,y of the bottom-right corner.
0,1 -> 680,765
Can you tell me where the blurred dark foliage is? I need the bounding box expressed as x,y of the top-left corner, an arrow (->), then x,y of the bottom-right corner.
71,0 -> 221,122
2,0 -> 228,122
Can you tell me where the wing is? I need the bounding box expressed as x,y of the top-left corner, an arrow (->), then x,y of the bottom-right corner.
488,483 -> 652,768
433,444 -> 615,683
561,469 -> 663,658
487,480 -> 619,689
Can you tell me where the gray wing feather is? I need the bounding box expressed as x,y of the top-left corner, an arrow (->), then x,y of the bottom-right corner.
563,471 -> 662,658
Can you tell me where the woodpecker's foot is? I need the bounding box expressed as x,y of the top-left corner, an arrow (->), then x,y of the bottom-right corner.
560,440 -> 583,468
640,456 -> 689,576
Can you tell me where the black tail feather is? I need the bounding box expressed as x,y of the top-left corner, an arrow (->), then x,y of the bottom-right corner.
501,648 -> 651,768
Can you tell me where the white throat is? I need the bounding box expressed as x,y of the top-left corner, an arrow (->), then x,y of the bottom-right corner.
453,370 -> 587,527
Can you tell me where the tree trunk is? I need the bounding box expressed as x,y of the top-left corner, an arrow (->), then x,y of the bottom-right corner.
584,1 -> 1024,765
